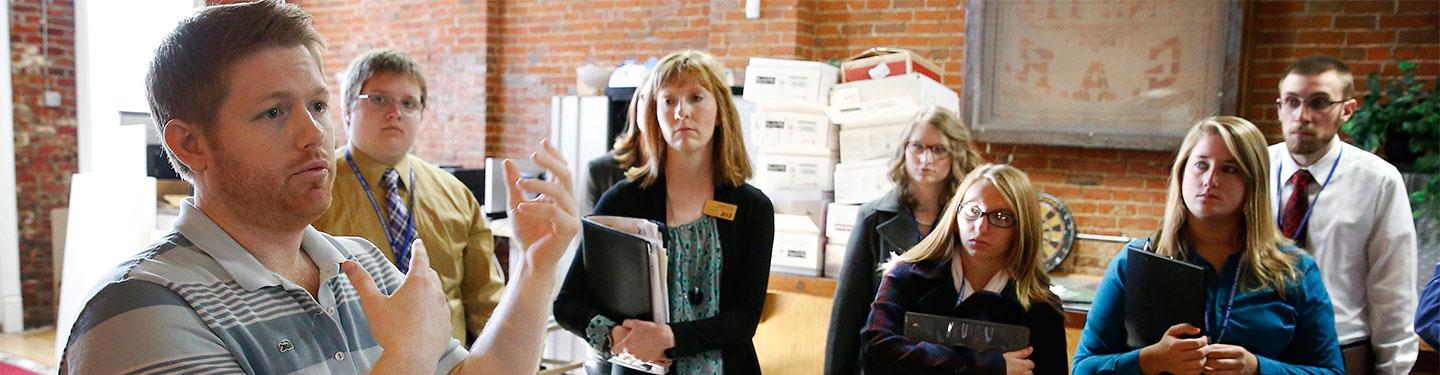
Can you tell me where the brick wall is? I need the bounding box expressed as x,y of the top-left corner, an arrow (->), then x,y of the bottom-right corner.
11,0 -> 77,328
1243,0 -> 1440,134
487,0 -> 816,158
299,0 -> 495,167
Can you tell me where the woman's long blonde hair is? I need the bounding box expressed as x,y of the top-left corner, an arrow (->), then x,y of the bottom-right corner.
886,105 -> 984,210
890,164 -> 1059,311
622,50 -> 751,188
1155,116 -> 1297,294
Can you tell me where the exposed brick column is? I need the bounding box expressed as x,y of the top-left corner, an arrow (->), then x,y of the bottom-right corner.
11,0 -> 78,328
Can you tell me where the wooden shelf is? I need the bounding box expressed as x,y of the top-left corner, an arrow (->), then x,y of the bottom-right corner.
767,273 -> 837,298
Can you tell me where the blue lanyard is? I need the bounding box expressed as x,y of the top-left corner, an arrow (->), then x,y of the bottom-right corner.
1204,263 -> 1243,343
344,148 -> 417,254
1274,147 -> 1343,239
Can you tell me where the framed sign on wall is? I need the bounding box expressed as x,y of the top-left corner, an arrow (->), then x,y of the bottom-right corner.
963,0 -> 1245,150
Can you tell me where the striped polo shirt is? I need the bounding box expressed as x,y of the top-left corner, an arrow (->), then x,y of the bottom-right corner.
61,200 -> 466,374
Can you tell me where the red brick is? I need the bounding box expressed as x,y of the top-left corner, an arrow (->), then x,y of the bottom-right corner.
1275,15 -> 1334,29
1333,15 -> 1378,29
1393,45 -> 1433,60
1297,30 -> 1346,44
1269,46 -> 1297,58
1380,14 -> 1437,28
1344,47 -> 1373,60
1398,29 -> 1440,43
1344,1 -> 1398,13
1347,30 -> 1397,44
1397,0 -> 1440,13
1256,1 -> 1305,15
1118,217 -> 1162,231
1368,46 -> 1396,60
1255,31 -> 1300,44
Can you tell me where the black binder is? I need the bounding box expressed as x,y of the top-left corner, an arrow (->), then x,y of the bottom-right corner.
903,312 -> 1030,353
580,216 -> 668,322
1124,245 -> 1205,348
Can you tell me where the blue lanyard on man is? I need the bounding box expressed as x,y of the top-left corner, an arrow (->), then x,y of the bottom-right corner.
345,147 -> 418,273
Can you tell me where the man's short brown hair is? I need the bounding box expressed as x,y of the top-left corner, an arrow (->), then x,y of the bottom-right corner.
146,0 -> 326,180
341,49 -> 429,119
1284,55 -> 1354,99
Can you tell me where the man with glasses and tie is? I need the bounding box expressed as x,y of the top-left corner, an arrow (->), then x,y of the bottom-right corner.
1268,55 -> 1419,374
314,49 -> 505,345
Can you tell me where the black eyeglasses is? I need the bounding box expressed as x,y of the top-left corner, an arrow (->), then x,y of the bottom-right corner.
358,93 -> 424,114
1276,96 -> 1346,112
959,203 -> 1016,228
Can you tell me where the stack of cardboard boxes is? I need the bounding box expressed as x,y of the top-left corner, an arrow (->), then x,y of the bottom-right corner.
744,49 -> 960,279
743,57 -> 839,277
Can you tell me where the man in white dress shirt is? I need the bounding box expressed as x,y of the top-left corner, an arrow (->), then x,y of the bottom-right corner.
1269,55 -> 1419,374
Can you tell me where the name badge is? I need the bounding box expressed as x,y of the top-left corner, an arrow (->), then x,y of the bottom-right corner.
702,200 -> 738,221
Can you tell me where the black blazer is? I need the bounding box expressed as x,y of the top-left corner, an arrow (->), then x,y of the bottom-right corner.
584,152 -> 626,209
554,176 -> 775,374
860,258 -> 1068,374
826,189 -> 922,375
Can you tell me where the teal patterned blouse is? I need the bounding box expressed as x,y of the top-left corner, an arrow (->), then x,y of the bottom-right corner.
584,216 -> 725,374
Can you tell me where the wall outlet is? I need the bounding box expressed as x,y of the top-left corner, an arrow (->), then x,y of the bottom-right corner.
44,91 -> 61,108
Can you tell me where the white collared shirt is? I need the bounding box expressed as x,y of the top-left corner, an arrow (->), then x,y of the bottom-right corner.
1269,137 -> 1419,374
950,253 -> 1011,301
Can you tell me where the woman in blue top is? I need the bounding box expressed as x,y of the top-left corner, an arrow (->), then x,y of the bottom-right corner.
1072,116 -> 1342,374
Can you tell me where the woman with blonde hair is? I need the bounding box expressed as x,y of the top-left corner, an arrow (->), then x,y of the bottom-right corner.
1073,116 -> 1342,373
554,50 -> 774,374
827,105 -> 984,374
860,163 -> 1067,374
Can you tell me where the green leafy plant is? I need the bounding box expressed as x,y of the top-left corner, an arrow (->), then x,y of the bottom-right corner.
1343,61 -> 1439,220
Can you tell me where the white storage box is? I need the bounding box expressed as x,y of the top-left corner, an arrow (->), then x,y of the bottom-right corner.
826,96 -> 922,128
751,109 -> 838,156
743,57 -> 839,108
827,73 -> 959,114
825,202 -> 861,245
772,213 -> 824,276
765,189 -> 833,229
833,158 -> 894,204
838,120 -> 909,163
824,242 -> 846,278
754,152 -> 837,191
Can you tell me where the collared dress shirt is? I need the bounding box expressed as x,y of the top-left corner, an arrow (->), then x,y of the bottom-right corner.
1269,137 -> 1420,373
314,147 -> 505,343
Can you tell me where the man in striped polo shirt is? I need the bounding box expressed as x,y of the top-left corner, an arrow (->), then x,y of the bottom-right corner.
60,1 -> 579,374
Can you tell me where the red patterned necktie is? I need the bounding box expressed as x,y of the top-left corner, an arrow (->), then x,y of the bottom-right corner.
1280,169 -> 1314,248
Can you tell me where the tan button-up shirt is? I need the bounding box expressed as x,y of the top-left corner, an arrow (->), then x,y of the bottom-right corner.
314,147 -> 504,343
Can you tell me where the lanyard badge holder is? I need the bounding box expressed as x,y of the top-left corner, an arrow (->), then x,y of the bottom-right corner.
345,148 -> 418,257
